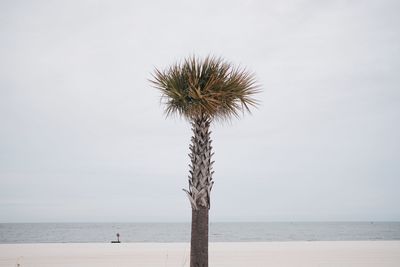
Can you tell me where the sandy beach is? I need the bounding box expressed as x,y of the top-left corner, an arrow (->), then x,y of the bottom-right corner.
0,241 -> 399,267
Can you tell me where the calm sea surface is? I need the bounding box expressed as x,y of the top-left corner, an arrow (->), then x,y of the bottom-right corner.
1,222 -> 399,243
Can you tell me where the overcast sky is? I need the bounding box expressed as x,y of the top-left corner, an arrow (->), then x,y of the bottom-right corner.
1,0 -> 399,223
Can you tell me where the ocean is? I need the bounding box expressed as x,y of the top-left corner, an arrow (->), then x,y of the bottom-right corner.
1,222 -> 399,244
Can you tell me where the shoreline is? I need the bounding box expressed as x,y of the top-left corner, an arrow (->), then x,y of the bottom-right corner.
1,241 -> 400,266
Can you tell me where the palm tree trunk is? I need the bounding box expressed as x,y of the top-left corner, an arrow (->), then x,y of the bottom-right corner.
183,115 -> 214,267
190,207 -> 209,267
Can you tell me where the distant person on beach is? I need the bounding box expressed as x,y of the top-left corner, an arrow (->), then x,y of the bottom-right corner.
111,233 -> 120,243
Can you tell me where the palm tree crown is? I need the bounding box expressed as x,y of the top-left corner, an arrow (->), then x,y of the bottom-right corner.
150,56 -> 260,120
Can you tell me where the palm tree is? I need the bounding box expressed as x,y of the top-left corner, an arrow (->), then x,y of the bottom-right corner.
150,56 -> 260,267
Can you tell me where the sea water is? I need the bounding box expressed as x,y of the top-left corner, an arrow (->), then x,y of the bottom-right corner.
1,222 -> 399,243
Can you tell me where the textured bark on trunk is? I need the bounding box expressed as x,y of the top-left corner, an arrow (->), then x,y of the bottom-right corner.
184,115 -> 213,267
190,207 -> 209,267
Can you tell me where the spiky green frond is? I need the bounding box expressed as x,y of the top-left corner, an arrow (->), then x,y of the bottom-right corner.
150,56 -> 260,121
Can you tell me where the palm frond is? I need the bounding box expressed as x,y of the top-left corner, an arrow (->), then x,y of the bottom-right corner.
150,56 -> 261,121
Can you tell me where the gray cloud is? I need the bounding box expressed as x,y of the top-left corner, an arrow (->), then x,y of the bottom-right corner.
1,0 -> 399,222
